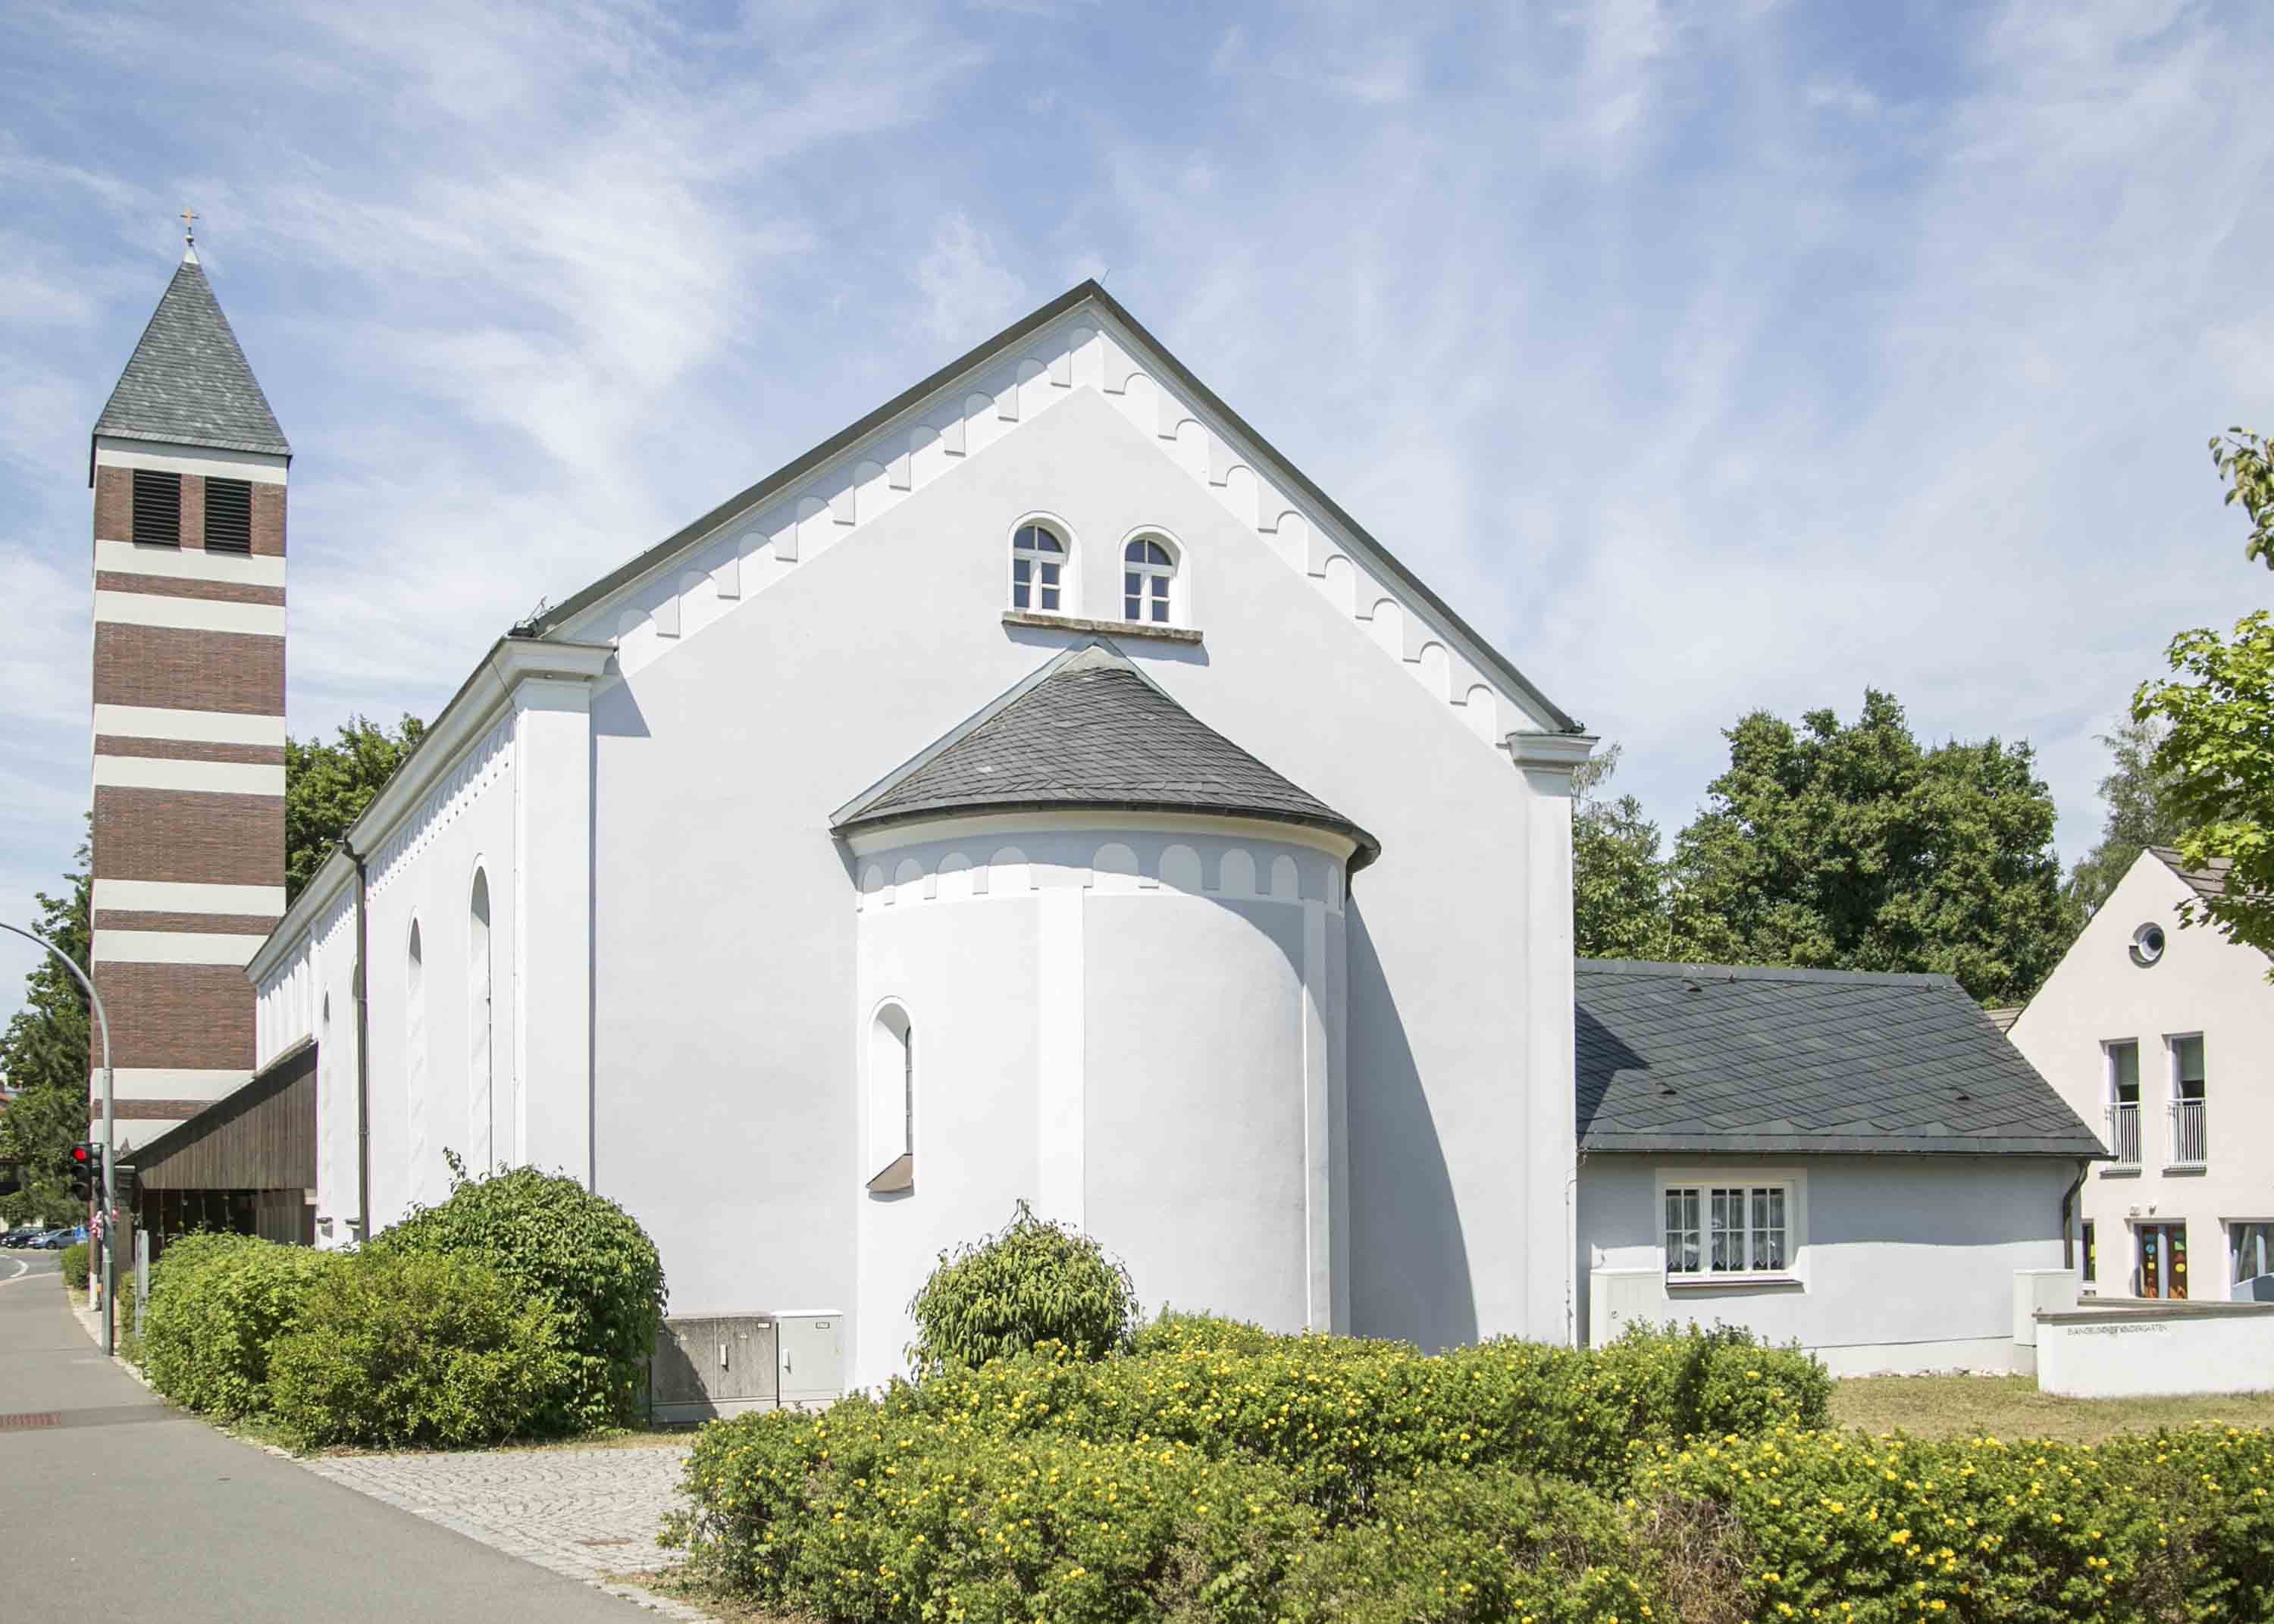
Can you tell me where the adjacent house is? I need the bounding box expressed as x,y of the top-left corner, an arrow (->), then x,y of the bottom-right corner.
2008,847 -> 2274,1303
1577,960 -> 2106,1374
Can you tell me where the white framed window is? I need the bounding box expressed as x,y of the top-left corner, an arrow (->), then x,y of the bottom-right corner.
1662,1176 -> 1798,1281
2229,1220 -> 2274,1293
1123,536 -> 1176,624
1010,522 -> 1067,614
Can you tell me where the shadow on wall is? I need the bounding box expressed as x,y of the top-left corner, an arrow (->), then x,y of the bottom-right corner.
1344,900 -> 1476,1351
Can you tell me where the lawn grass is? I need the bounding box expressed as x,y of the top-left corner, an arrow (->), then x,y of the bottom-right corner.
1831,1373 -> 2274,1443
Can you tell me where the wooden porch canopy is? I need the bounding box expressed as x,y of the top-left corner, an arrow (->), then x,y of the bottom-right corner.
124,1038 -> 318,1248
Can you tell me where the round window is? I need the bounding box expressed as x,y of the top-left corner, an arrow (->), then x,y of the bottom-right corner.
2129,922 -> 2166,967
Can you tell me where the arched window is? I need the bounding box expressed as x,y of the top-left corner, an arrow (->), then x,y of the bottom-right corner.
866,1003 -> 914,1192
406,918 -> 428,1194
1011,523 -> 1066,613
468,871 -> 493,1172
1124,536 -> 1175,624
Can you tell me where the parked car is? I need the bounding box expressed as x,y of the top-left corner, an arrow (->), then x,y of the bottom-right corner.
0,1227 -> 42,1248
32,1225 -> 86,1250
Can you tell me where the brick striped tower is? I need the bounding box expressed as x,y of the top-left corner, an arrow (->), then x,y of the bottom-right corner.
87,233 -> 288,1151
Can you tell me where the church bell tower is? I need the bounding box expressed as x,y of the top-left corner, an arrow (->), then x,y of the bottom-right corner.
87,221 -> 290,1149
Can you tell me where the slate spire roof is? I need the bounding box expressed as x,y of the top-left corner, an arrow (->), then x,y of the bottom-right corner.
833,640 -> 1380,867
1575,959 -> 2106,1157
92,249 -> 290,458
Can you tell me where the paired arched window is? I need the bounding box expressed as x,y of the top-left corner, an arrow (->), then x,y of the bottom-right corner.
866,1003 -> 914,1193
1010,523 -> 1066,613
1124,537 -> 1176,624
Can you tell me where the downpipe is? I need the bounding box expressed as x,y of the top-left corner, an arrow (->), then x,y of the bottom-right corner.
345,836 -> 373,1243
2059,1156 -> 2089,1271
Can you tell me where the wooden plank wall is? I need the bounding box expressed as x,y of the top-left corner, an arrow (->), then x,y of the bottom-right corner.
132,1040 -> 318,1194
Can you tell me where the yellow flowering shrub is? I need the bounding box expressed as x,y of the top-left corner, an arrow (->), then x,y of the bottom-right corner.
1640,1422 -> 2274,1622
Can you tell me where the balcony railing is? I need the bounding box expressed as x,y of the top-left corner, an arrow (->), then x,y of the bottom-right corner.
2107,1101 -> 2141,1166
2168,1097 -> 2207,1167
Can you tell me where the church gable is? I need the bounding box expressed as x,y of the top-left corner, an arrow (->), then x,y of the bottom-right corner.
550,282 -> 1577,753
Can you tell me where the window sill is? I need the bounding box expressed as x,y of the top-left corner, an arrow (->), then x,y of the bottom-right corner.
2161,1163 -> 2207,1177
1003,609 -> 1202,645
2099,1165 -> 2142,1178
1665,1274 -> 1804,1292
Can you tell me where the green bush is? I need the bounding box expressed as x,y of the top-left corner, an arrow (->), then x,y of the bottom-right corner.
140,1234 -> 336,1419
60,1239 -> 89,1291
1640,1422 -> 2274,1623
1280,1466 -> 1664,1624
377,1157 -> 666,1430
905,1201 -> 1139,1373
268,1250 -> 571,1448
883,1322 -> 1831,1507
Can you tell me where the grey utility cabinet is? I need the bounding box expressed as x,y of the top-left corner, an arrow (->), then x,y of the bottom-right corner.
649,1316 -> 778,1422
776,1312 -> 844,1408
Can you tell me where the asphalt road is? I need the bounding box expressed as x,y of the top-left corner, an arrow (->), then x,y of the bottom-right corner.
0,1252 -> 655,1622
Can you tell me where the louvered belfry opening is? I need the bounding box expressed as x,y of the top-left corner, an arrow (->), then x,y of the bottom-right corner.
205,476 -> 253,552
130,468 -> 181,546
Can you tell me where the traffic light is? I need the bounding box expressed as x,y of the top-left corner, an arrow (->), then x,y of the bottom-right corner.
67,1142 -> 99,1203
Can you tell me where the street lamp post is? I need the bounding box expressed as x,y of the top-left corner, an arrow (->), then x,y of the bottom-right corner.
2,921 -> 114,1356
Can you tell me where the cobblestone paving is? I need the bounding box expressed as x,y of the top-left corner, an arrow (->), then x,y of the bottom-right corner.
302,1440 -> 709,1619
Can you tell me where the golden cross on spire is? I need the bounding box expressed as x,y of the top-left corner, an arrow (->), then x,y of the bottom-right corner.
180,207 -> 197,244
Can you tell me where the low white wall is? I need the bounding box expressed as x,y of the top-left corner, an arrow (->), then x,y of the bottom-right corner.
2036,1302 -> 2274,1398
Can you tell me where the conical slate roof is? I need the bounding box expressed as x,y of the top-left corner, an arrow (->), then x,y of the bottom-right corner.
834,641 -> 1380,866
93,252 -> 290,457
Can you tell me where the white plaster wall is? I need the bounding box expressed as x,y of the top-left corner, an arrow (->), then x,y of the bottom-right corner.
853,866 -> 1041,1388
586,386 -> 1554,1363
1577,1154 -> 2078,1373
2038,1305 -> 2274,1397
347,722 -> 520,1231
2009,850 -> 2274,1300
1084,885 -> 1311,1334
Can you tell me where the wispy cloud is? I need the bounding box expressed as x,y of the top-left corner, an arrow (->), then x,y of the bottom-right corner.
1,1 -> 2269,1017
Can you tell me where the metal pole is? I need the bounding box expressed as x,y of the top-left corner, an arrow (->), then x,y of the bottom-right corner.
3,920 -> 114,1356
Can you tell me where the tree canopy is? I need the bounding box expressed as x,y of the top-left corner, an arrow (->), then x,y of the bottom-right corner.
1571,744 -> 1673,961
283,714 -> 426,901
2063,717 -> 2188,918
1573,695 -> 2078,1005
0,834 -> 91,1222
2135,611 -> 2274,963
2211,427 -> 2274,571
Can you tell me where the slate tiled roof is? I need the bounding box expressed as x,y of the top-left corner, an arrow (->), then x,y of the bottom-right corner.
1576,959 -> 2106,1156
93,252 -> 290,457
833,640 -> 1379,865
2149,845 -> 2232,902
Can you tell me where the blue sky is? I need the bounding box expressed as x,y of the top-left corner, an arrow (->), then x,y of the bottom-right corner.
3,1 -> 2270,1028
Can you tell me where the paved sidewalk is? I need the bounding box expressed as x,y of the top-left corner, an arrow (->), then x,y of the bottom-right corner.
1,1261 -> 677,1623
302,1439 -> 695,1585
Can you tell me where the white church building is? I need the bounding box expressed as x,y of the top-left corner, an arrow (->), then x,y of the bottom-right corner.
244,280 -> 1597,1387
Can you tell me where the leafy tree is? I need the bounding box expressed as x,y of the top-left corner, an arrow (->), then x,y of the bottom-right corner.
0,831 -> 91,1218
1572,743 -> 1673,959
1665,690 -> 2077,1004
2134,611 -> 2274,963
283,713 -> 425,902
2211,427 -> 2274,570
2064,716 -> 2188,918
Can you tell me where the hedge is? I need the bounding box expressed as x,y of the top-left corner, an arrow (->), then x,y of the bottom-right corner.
666,1322 -> 1833,1619
1639,1422 -> 2274,1623
139,1234 -> 337,1419
60,1239 -> 89,1291
268,1250 -> 572,1448
378,1159 -> 666,1431
907,1202 -> 1139,1373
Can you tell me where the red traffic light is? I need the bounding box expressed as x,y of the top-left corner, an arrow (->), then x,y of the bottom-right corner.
70,1143 -> 96,1167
